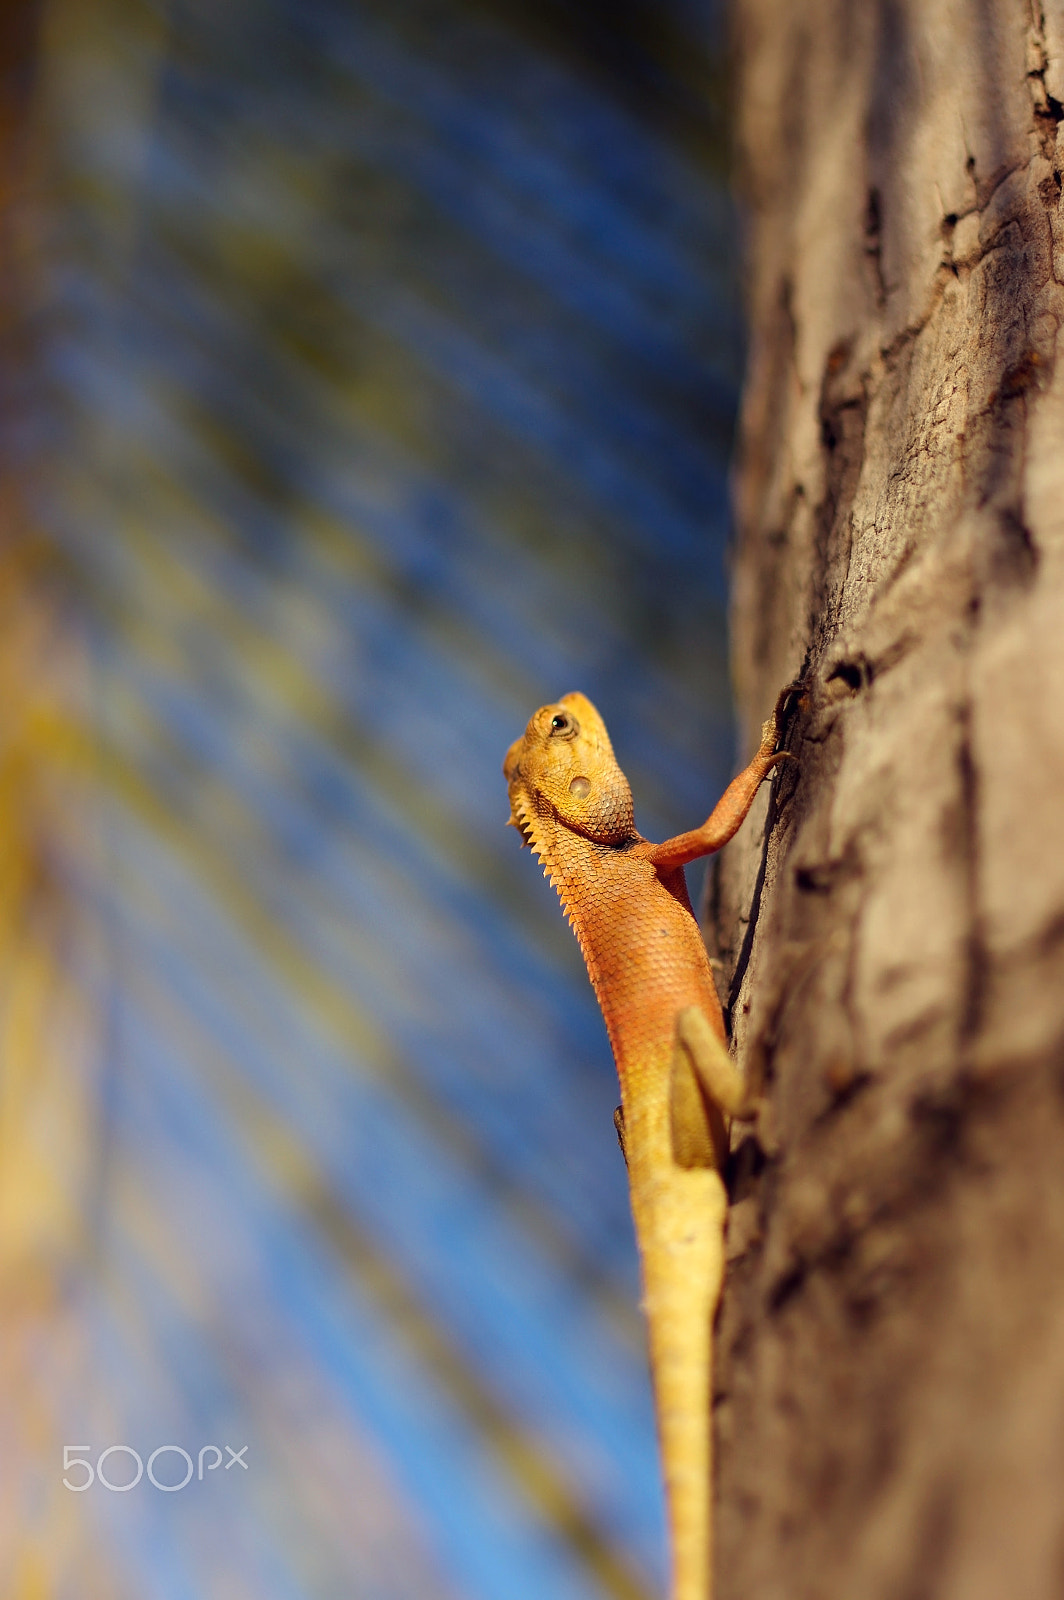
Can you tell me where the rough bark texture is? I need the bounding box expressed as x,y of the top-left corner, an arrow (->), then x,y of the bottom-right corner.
711,3 -> 1064,1597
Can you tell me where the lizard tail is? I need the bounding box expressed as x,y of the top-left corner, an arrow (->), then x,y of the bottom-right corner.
635,1166 -> 728,1600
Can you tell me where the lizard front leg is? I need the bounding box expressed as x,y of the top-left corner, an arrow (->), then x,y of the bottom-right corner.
637,680 -> 801,876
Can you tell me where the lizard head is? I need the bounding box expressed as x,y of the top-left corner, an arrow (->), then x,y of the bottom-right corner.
503,692 -> 635,853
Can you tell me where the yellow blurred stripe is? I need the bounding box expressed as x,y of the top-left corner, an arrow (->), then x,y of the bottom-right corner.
0,529 -> 125,1596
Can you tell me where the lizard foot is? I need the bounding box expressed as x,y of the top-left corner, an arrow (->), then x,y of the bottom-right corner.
758,677 -> 806,761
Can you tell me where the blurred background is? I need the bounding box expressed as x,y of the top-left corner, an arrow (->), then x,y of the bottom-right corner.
0,0 -> 743,1595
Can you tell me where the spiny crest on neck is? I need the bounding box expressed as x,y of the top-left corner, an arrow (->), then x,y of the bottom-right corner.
507,787 -> 575,920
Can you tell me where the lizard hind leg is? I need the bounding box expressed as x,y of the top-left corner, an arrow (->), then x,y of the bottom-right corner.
669,1006 -> 759,1172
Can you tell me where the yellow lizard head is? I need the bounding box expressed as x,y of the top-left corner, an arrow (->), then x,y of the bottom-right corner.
503,692 -> 635,853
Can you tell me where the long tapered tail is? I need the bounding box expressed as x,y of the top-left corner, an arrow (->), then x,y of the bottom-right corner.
635,1167 -> 728,1600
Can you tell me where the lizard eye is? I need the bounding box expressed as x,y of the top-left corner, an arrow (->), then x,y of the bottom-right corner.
549,711 -> 578,738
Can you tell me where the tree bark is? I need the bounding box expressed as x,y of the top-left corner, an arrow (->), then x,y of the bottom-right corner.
712,3 -> 1064,1597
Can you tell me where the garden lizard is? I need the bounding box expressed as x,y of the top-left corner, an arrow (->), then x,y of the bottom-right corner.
503,687 -> 795,1600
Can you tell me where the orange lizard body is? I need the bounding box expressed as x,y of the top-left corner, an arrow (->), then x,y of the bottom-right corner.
503,689 -> 793,1600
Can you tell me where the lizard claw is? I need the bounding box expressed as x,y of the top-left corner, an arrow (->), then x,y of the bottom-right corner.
774,677 -> 807,720
759,678 -> 806,759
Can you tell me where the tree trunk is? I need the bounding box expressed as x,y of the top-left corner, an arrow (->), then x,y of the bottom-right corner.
712,3 -> 1064,1597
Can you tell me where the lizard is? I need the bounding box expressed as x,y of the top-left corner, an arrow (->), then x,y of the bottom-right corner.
503,685 -> 796,1600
